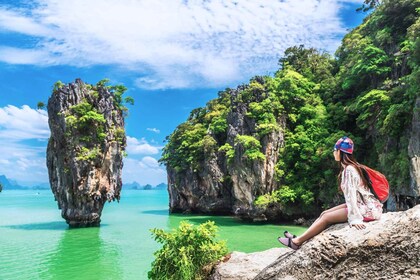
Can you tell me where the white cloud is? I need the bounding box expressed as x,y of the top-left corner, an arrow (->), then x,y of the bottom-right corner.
147,128 -> 160,134
0,47 -> 53,64
0,105 -> 49,140
0,143 -> 48,181
0,105 -> 49,184
0,7 -> 51,36
123,157 -> 167,185
126,136 -> 162,155
0,0 -> 363,89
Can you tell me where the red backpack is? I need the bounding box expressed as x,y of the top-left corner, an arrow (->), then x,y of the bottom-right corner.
360,165 -> 390,203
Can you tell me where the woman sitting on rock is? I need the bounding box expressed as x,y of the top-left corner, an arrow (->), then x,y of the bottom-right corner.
278,136 -> 383,250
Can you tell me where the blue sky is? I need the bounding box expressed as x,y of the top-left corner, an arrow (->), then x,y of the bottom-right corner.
0,0 -> 367,186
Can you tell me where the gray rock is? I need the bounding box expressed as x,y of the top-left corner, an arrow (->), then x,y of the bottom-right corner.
46,79 -> 126,227
210,205 -> 420,280
408,96 -> 420,197
211,248 -> 289,280
168,79 -> 284,218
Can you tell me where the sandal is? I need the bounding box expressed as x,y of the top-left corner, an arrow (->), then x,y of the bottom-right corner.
277,237 -> 300,250
284,231 -> 297,239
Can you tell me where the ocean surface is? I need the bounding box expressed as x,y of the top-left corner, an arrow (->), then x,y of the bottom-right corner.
0,189 -> 306,280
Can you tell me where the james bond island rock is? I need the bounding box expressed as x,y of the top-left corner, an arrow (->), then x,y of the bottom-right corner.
211,205 -> 420,280
47,79 -> 129,227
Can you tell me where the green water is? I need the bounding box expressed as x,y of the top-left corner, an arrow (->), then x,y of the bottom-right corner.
0,190 -> 306,280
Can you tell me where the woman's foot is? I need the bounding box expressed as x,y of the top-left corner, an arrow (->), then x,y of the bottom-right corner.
277,237 -> 300,250
283,231 -> 297,239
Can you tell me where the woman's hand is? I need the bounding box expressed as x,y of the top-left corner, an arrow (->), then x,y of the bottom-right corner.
351,223 -> 366,230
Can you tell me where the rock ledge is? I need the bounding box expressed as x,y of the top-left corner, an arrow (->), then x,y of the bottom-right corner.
211,206 -> 420,280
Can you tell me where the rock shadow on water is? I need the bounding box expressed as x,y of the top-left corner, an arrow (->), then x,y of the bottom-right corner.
140,209 -> 169,216
40,227 -> 122,280
3,221 -> 68,231
168,214 -> 256,228
3,221 -> 109,231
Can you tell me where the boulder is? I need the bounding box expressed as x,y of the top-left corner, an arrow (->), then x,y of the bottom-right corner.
211,248 -> 289,280
211,205 -> 420,280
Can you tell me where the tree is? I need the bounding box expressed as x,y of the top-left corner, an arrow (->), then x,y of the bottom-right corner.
356,0 -> 380,12
37,102 -> 46,110
278,45 -> 334,83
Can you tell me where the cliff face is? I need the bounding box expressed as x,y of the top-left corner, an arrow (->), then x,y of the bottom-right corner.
408,96 -> 420,197
211,205 -> 420,280
225,89 -> 284,217
164,0 -> 420,219
46,79 -> 126,227
167,81 -> 284,217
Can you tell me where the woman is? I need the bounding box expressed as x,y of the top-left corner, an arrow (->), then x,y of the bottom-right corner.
278,136 -> 383,250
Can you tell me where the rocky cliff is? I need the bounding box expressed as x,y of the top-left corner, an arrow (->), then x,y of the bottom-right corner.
211,205 -> 420,280
46,79 -> 127,227
166,78 -> 284,218
408,96 -> 420,197
162,0 -> 420,220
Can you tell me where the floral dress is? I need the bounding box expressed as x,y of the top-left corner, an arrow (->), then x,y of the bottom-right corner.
341,165 -> 383,225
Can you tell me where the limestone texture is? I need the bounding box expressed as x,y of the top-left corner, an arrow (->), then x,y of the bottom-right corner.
167,80 -> 284,219
408,96 -> 420,197
47,79 -> 126,227
210,248 -> 289,280
211,205 -> 420,280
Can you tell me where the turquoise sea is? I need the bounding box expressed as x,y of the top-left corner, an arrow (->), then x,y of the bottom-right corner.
0,189 -> 306,280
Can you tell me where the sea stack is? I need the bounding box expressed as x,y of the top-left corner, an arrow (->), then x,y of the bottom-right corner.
164,77 -> 285,218
46,79 -> 127,227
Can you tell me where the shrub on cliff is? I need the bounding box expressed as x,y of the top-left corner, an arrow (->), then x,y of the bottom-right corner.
148,221 -> 228,280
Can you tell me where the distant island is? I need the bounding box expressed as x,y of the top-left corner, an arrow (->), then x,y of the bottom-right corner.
123,182 -> 167,190
0,175 -> 49,190
0,174 -> 166,191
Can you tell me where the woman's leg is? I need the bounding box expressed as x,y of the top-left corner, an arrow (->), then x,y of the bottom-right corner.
292,208 -> 347,246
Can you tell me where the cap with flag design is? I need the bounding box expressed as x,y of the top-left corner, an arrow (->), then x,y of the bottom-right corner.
334,136 -> 354,154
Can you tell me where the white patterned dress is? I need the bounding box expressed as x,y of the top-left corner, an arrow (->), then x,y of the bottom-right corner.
341,165 -> 383,225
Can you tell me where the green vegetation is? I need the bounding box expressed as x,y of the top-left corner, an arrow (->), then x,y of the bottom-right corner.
65,100 -> 107,144
357,0 -> 380,12
160,90 -> 231,172
148,221 -> 228,280
37,102 -> 46,110
218,143 -> 234,162
160,78 -> 275,172
60,79 -> 132,162
235,135 -> 265,162
53,80 -> 65,92
93,78 -> 134,113
75,147 -> 101,161
160,0 -> 420,217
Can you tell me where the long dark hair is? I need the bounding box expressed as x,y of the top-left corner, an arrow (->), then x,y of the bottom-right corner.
337,152 -> 369,188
